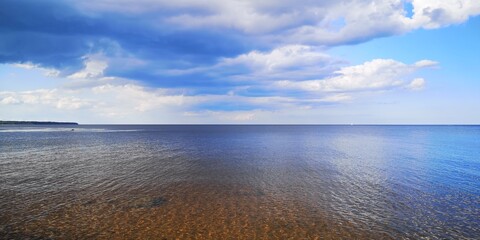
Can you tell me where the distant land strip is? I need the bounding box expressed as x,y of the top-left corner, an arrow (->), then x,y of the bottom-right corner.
0,121 -> 78,125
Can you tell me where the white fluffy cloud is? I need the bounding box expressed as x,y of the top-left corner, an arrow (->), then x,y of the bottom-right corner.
218,45 -> 340,80
179,45 -> 437,97
407,78 -> 426,90
275,59 -> 437,92
68,56 -> 108,79
221,45 -> 333,72
408,0 -> 480,29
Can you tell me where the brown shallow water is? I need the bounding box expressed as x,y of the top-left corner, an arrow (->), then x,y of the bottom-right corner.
1,125 -> 480,239
3,182 -> 383,239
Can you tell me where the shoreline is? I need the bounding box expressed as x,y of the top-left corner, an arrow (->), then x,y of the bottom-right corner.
0,121 -> 78,125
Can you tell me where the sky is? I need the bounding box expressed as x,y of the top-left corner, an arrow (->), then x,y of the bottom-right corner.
0,0 -> 479,124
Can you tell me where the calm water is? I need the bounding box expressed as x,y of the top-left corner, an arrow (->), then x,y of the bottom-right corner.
1,125 -> 479,239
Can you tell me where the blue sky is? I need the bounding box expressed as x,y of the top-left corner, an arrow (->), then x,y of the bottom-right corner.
1,0 -> 479,124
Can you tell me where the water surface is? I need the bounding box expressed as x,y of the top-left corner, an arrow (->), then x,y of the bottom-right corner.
1,125 -> 479,239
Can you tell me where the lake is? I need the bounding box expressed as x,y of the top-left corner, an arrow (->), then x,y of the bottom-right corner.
1,125 -> 479,239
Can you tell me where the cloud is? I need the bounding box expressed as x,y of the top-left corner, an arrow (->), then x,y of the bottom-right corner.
1,0 -> 470,123
408,0 -> 480,29
90,84 -> 188,113
0,75 -> 355,123
73,0 -> 480,46
407,78 -> 426,90
12,62 -> 61,77
164,44 -> 342,85
0,83 -> 192,123
219,45 -> 338,78
68,57 -> 108,79
1,58 -> 190,115
0,96 -> 21,105
414,59 -> 439,68
275,59 -> 437,92
0,89 -> 93,110
0,36 -> 438,123
2,0 -> 477,74
0,0 -> 249,76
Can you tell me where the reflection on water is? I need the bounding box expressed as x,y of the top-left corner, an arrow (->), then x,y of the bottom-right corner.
1,125 -> 479,239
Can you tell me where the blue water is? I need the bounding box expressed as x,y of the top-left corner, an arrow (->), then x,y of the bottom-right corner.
1,125 -> 479,239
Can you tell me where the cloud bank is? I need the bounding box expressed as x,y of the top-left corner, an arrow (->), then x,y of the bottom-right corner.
0,0 -> 477,123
